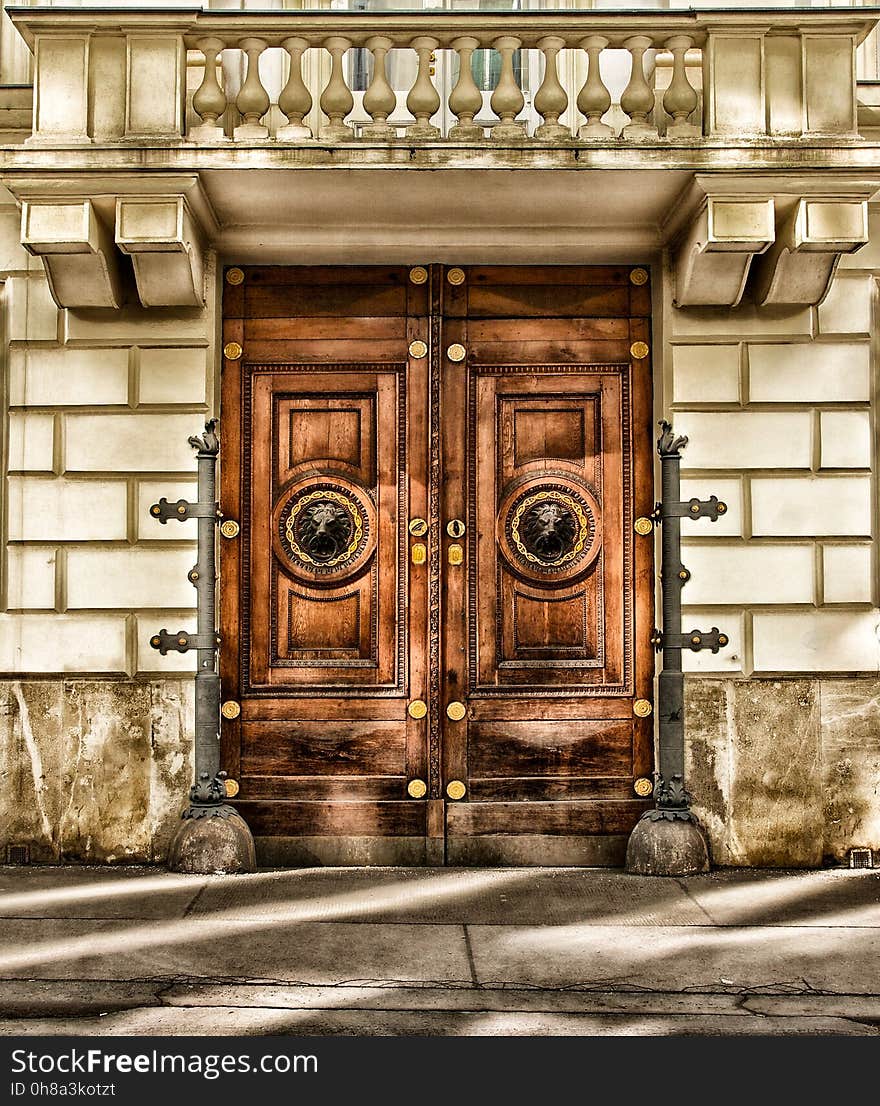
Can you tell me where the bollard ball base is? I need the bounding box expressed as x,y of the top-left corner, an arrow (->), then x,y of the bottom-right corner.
167,809 -> 256,874
625,814 -> 710,876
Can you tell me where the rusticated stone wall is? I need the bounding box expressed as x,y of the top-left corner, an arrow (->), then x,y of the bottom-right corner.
0,679 -> 193,863
686,676 -> 880,868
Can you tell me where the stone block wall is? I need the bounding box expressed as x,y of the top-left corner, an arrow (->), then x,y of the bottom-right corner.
0,195 -> 208,862
1,188 -> 879,866
669,254 -> 879,678
670,222 -> 880,866
0,198 -> 213,679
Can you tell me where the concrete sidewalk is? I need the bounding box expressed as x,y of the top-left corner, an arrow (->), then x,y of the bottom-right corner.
0,865 -> 878,1036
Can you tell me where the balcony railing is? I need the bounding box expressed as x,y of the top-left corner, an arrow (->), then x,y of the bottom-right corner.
9,7 -> 879,148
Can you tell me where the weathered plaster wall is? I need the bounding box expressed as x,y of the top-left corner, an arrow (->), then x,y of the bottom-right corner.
686,677 -> 880,867
0,679 -> 193,863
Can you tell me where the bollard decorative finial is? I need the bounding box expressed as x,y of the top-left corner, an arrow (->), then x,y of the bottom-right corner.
657,419 -> 688,457
188,418 -> 219,455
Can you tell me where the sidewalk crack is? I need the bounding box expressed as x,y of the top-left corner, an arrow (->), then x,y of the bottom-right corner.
462,925 -> 480,989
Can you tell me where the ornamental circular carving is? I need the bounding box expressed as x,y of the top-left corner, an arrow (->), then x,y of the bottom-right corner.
272,476 -> 376,585
496,475 -> 602,586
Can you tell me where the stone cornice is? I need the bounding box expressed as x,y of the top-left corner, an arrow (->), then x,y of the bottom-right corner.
3,143 -> 880,175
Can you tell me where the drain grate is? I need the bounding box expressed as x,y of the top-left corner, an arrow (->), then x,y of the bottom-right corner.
5,844 -> 30,865
848,847 -> 874,869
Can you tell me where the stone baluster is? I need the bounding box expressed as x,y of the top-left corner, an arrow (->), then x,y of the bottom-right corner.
621,35 -> 657,139
448,36 -> 484,140
277,36 -> 313,140
234,37 -> 270,140
406,36 -> 441,138
362,35 -> 397,139
190,37 -> 229,143
534,36 -> 569,140
320,36 -> 355,140
577,35 -> 614,139
663,35 -> 699,139
490,36 -> 525,140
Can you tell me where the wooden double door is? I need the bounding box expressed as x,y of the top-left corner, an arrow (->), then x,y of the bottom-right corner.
221,265 -> 655,866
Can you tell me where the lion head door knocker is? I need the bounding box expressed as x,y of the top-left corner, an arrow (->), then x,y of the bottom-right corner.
496,476 -> 602,586
272,477 -> 376,585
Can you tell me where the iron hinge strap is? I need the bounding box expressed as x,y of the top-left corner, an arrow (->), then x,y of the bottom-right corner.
651,627 -> 729,654
149,630 -> 221,655
149,497 -> 220,523
656,495 -> 728,522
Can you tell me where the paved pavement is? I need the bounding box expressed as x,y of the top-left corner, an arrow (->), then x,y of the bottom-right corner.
0,865 -> 878,1036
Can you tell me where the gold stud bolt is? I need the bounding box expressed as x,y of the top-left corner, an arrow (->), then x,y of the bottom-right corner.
634,516 -> 653,536
717,502 -> 728,515
630,268 -> 649,286
150,636 -> 160,649
679,569 -> 689,581
633,698 -> 653,718
223,342 -> 243,361
177,635 -> 187,647
221,700 -> 241,720
718,634 -> 729,647
220,519 -> 240,539
225,268 -> 244,286
409,266 -> 428,285
408,340 -> 428,359
630,341 -> 649,360
447,267 -> 465,286
407,779 -> 427,799
446,780 -> 466,800
224,777 -> 240,798
446,701 -> 466,721
447,343 -> 466,362
692,635 -> 702,645
634,777 -> 653,797
408,699 -> 428,719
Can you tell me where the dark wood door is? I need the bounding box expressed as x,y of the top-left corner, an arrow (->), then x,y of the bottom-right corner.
221,265 -> 654,866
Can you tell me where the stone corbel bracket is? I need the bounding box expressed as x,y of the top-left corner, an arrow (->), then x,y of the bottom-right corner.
673,195 -> 775,307
115,194 -> 205,307
20,198 -> 122,308
752,197 -> 869,307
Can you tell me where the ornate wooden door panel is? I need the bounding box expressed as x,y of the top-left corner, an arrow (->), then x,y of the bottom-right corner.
221,265 -> 654,866
221,268 -> 432,864
442,267 -> 655,865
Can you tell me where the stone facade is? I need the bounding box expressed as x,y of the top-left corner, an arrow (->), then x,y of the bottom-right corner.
1,0 -> 879,867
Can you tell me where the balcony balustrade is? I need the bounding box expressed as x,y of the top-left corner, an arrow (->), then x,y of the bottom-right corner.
8,7 -> 877,148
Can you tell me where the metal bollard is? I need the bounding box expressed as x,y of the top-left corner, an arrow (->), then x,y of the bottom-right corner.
149,418 -> 233,819
643,419 -> 729,823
